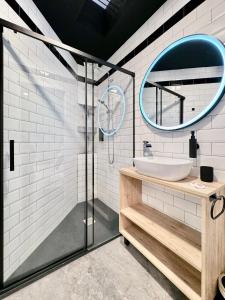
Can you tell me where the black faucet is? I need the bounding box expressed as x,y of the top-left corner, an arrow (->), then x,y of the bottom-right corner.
189,131 -> 199,158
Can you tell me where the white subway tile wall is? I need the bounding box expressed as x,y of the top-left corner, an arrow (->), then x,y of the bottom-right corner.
96,73 -> 134,213
96,0 -> 225,232
1,0 -> 86,280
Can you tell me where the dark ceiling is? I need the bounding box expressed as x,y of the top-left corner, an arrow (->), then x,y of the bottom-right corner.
33,0 -> 166,63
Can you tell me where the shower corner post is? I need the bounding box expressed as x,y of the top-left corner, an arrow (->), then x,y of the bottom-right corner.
84,59 -> 88,249
0,25 -> 4,288
132,74 -> 135,167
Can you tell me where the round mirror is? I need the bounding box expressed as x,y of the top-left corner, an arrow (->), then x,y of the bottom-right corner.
98,85 -> 125,136
139,34 -> 225,130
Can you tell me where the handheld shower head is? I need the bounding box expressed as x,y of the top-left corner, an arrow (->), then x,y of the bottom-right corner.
98,99 -> 110,112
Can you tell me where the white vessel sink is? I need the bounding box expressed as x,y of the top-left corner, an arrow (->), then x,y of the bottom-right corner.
134,156 -> 192,181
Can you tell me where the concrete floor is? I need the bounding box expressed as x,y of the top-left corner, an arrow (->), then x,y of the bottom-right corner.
5,237 -> 187,300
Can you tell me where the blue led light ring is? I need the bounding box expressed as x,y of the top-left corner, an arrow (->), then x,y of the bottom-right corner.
139,34 -> 225,131
98,84 -> 126,136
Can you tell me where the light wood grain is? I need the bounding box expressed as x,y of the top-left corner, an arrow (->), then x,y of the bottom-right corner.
120,173 -> 142,209
121,203 -> 201,271
201,189 -> 225,300
119,173 -> 142,232
120,167 -> 225,198
120,168 -> 225,300
119,212 -> 131,231
121,224 -> 201,300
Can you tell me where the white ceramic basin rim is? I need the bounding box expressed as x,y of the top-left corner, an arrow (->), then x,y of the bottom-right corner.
134,156 -> 192,181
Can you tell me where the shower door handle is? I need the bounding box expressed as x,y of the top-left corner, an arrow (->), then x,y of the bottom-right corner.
9,140 -> 14,171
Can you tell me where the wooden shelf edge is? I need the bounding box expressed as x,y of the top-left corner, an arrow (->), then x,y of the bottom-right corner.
120,167 -> 225,198
121,203 -> 201,271
121,225 -> 201,300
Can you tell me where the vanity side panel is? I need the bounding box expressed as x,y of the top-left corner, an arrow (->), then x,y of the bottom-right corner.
120,174 -> 142,209
201,190 -> 225,300
120,174 -> 142,231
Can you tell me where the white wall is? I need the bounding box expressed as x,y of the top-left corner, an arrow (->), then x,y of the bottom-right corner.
1,0 -> 85,280
96,0 -> 225,232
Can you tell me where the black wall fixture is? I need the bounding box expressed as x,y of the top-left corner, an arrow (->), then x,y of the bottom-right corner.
189,131 -> 199,158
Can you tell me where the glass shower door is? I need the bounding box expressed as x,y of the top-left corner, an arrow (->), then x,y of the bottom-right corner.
3,31 -> 88,285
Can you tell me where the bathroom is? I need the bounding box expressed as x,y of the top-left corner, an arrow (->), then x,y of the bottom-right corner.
0,0 -> 225,299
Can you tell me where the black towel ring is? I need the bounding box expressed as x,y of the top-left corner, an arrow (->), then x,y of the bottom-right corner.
209,194 -> 225,220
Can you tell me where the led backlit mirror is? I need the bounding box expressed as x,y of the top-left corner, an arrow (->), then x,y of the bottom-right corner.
139,34 -> 225,130
98,85 -> 125,136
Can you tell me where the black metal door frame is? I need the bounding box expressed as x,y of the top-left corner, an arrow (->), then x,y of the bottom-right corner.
0,25 -> 4,291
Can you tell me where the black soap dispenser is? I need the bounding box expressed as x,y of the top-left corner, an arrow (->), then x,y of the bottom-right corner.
189,131 -> 199,158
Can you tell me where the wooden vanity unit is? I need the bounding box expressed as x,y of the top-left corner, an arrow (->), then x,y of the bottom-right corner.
119,167 -> 225,300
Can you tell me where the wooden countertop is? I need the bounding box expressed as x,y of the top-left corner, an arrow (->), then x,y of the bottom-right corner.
120,167 -> 225,197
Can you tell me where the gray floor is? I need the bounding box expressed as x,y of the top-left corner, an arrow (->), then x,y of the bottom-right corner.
7,199 -> 119,285
5,237 -> 187,300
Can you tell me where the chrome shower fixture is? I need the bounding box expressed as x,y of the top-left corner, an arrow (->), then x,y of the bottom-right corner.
98,99 -> 110,112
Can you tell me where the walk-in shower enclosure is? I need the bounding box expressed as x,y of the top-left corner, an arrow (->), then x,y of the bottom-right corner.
0,18 -> 135,296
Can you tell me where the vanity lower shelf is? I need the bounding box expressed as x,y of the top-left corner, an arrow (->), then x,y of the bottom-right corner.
120,223 -> 201,300
121,202 -> 201,271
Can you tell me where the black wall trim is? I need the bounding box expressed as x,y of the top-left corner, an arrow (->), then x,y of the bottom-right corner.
96,0 -> 206,85
159,77 -> 222,86
145,77 -> 222,87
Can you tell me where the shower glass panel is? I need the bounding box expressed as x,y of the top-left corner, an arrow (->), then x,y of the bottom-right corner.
3,31 -> 89,285
93,69 -> 134,247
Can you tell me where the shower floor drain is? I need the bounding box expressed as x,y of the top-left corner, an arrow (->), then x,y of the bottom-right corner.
83,217 -> 96,226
